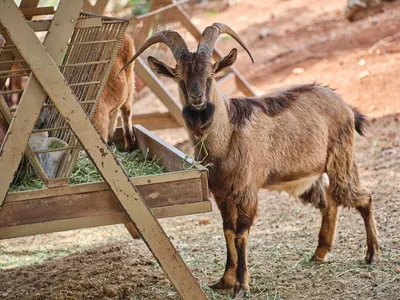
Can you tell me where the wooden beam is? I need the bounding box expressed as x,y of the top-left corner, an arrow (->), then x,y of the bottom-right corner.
6,170 -> 202,203
134,58 -> 185,127
1,179 -> 207,228
0,2 -> 207,299
134,125 -> 204,172
20,6 -> 55,17
131,112 -> 180,130
82,0 -> 109,15
0,201 -> 212,239
0,0 -> 83,206
26,18 -> 103,32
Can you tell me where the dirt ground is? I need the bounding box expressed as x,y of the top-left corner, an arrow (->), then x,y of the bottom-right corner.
1,0 -> 400,299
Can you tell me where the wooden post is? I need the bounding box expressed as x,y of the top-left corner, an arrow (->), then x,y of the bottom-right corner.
0,2 -> 207,299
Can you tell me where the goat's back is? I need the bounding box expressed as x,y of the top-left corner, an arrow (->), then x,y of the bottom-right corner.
230,84 -> 357,189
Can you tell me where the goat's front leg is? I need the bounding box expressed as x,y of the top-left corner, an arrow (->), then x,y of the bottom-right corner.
209,198 -> 238,290
234,198 -> 257,297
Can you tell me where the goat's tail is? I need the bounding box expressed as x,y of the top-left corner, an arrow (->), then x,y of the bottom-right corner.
351,106 -> 369,136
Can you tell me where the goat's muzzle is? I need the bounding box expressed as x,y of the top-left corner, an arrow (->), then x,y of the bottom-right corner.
182,102 -> 215,138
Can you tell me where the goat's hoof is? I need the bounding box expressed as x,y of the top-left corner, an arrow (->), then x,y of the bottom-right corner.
233,284 -> 250,298
310,254 -> 327,263
208,279 -> 234,290
365,246 -> 380,264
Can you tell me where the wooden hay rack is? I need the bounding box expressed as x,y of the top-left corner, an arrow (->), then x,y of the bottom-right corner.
0,1 -> 211,299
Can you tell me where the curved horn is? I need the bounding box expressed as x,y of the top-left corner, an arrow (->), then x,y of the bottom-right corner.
120,31 -> 189,73
197,22 -> 254,63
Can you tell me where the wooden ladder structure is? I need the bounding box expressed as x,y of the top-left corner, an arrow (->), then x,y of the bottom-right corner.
0,1 -> 207,299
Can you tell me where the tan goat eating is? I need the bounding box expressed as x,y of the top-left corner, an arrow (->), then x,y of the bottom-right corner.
121,23 -> 380,297
94,34 -> 136,151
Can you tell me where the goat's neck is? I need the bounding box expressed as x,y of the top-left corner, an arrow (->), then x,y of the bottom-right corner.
179,81 -> 233,161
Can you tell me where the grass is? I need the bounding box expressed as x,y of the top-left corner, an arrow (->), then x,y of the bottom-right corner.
9,144 -> 167,192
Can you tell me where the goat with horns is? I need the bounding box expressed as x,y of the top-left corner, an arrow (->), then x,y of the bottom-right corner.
121,23 -> 380,297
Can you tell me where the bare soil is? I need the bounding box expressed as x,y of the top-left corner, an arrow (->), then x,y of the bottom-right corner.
1,0 -> 400,299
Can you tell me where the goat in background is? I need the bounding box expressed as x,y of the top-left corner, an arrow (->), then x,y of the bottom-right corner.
122,23 -> 380,297
93,34 -> 136,151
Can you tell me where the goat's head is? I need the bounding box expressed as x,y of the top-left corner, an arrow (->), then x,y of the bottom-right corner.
121,23 -> 253,136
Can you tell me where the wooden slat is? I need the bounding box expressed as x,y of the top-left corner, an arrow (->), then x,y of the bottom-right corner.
134,125 -> 206,172
0,2 -> 208,299
0,0 -> 83,206
6,171 -> 202,202
0,179 -> 206,228
134,58 -> 185,127
115,112 -> 180,132
82,0 -> 109,15
27,18 -> 103,32
0,201 -> 212,239
20,6 -> 55,17
131,112 -> 180,130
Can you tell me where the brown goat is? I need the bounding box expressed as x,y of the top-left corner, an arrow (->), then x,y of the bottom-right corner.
93,34 -> 136,151
128,23 -> 380,297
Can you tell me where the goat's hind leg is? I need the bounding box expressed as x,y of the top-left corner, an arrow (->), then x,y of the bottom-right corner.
313,191 -> 338,262
353,184 -> 380,263
328,146 -> 379,263
299,177 -> 338,262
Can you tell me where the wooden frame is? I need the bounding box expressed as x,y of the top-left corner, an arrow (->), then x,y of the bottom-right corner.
0,1 -> 208,299
0,125 -> 211,239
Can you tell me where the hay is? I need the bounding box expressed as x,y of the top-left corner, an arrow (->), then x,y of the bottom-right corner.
8,144 -> 167,192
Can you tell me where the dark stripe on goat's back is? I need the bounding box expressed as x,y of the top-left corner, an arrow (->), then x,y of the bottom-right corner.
229,83 -> 318,126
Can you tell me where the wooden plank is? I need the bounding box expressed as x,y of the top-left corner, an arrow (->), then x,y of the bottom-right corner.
0,3 -> 208,298
135,58 -> 185,127
0,178 -> 205,227
27,18 -> 103,32
131,112 -> 180,130
114,112 -> 180,132
134,125 -> 206,172
6,171 -> 202,202
82,0 -> 109,15
19,0 -> 40,21
20,6 -> 55,17
0,201 -> 212,239
0,0 -> 83,207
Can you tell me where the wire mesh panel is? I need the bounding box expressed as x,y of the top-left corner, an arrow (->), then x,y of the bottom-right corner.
0,12 -> 129,185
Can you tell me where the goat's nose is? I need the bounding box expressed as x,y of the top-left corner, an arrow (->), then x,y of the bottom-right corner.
190,92 -> 204,103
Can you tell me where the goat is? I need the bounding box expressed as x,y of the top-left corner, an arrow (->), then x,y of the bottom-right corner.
121,23 -> 380,297
93,34 -> 136,151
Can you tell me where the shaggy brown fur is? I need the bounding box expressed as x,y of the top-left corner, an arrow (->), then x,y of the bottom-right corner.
93,34 -> 136,151
230,83 -> 316,126
125,25 -> 380,297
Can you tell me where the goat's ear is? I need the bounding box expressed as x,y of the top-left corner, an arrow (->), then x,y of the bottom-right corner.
213,48 -> 237,74
147,56 -> 176,79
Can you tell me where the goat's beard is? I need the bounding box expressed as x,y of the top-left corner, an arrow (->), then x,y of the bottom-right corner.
182,102 -> 215,139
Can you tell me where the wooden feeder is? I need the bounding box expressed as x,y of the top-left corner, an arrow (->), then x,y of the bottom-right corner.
0,1 -> 210,299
